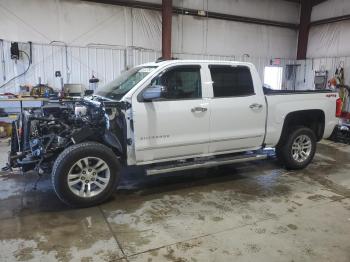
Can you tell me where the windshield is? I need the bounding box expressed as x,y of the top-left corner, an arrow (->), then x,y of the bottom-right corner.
96,66 -> 157,100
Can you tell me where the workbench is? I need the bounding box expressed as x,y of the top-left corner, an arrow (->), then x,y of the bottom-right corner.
0,98 -> 48,123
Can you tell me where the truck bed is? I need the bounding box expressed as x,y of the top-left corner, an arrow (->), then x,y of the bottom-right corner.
263,90 -> 338,147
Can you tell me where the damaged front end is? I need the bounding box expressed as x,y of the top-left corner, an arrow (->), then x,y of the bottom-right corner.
9,98 -> 128,174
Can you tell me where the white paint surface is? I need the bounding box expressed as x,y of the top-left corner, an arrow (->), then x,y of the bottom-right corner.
126,60 -> 338,164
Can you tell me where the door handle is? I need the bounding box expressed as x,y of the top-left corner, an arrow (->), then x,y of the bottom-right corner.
249,103 -> 263,109
191,106 -> 207,113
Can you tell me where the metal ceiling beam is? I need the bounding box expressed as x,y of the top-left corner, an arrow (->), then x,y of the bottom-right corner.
83,0 -> 298,29
84,0 -> 161,11
84,0 -> 338,61
282,0 -> 328,5
275,0 -> 327,5
282,0 -> 301,3
311,14 -> 350,26
312,0 -> 327,6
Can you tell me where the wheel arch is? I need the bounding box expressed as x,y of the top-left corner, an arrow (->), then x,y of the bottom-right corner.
278,109 -> 325,145
102,130 -> 124,157
69,128 -> 124,160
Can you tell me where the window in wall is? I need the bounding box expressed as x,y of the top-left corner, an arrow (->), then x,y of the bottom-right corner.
209,65 -> 254,97
264,66 -> 283,90
157,66 -> 202,100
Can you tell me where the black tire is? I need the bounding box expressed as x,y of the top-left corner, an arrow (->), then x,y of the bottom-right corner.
52,142 -> 121,207
275,126 -> 316,170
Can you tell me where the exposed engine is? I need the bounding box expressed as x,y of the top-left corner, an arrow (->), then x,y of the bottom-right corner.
9,98 -> 127,173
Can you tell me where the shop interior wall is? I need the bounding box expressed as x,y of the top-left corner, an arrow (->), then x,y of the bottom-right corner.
0,0 -> 300,92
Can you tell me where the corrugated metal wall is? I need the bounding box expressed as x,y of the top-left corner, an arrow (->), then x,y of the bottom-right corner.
0,40 -> 300,93
296,56 -> 350,90
0,41 -> 127,93
4,39 -> 329,94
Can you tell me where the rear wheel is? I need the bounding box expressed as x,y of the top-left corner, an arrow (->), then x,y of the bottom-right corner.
276,126 -> 316,170
52,142 -> 120,207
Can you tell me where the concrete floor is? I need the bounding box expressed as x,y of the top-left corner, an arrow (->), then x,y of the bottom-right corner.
0,140 -> 349,262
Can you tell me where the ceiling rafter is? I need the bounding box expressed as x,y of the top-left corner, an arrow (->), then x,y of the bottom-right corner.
83,0 -> 298,29
280,0 -> 327,6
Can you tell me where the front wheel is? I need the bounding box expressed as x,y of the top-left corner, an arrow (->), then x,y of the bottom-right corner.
52,142 -> 121,207
276,126 -> 316,170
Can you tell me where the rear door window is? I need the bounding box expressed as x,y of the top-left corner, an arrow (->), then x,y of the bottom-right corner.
209,65 -> 255,97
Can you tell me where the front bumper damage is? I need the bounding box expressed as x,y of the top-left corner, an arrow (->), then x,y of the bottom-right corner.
7,98 -> 129,174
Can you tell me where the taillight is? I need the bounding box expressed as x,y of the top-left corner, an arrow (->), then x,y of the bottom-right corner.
336,98 -> 343,117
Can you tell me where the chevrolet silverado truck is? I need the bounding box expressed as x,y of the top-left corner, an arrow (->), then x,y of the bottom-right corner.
9,60 -> 340,207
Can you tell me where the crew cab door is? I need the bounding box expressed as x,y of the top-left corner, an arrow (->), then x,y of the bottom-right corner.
208,65 -> 266,154
132,65 -> 210,164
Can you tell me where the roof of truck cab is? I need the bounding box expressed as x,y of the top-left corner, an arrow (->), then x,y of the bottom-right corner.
140,60 -> 254,67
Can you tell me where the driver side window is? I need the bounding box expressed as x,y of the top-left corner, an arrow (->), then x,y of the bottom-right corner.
155,66 -> 202,100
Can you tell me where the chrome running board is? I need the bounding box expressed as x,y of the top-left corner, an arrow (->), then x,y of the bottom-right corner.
146,154 -> 267,176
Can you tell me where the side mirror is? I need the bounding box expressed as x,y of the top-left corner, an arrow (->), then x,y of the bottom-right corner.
142,85 -> 166,101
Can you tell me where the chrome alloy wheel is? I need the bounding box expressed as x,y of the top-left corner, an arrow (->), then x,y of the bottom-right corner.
291,135 -> 312,163
67,157 -> 110,198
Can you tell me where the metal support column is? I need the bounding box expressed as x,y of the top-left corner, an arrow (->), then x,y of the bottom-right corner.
297,0 -> 313,60
162,0 -> 172,60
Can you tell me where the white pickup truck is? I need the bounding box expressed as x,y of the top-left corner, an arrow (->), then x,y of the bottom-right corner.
9,60 -> 340,207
